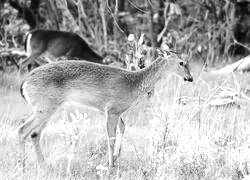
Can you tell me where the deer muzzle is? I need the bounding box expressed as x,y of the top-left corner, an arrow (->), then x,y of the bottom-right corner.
184,76 -> 193,82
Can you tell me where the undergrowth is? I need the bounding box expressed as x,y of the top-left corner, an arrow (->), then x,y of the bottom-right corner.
1,69 -> 250,180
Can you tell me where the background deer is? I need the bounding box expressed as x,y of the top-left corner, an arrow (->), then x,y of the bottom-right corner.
18,48 -> 193,171
20,29 -> 104,71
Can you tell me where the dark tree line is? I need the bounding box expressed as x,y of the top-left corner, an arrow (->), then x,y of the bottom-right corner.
0,0 -> 250,67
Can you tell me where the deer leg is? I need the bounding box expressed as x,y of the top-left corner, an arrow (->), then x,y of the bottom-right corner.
30,122 -> 47,164
28,56 -> 42,72
114,117 -> 125,160
18,108 -> 56,171
106,111 -> 119,167
18,113 -> 36,172
19,55 -> 40,72
19,56 -> 31,71
11,56 -> 20,70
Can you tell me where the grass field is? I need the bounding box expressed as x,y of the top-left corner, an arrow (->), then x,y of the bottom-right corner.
1,64 -> 250,180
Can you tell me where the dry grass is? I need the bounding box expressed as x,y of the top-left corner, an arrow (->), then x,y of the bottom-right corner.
1,66 -> 250,180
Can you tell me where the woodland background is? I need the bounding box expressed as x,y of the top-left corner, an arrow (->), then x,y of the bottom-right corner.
1,0 -> 250,69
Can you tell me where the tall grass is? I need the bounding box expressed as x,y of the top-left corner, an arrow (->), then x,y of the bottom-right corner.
0,68 -> 250,179
147,72 -> 250,179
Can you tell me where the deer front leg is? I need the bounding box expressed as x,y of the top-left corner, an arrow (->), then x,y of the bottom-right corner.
106,112 -> 119,167
114,117 -> 125,160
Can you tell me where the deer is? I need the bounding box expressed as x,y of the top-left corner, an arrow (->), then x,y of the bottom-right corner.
18,48 -> 193,172
20,29 -> 104,71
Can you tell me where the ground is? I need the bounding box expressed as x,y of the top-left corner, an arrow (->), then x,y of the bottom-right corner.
1,63 -> 250,180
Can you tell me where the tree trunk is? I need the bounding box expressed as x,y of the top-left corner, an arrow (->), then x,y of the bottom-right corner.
114,0 -> 119,45
46,0 -> 60,30
147,0 -> 157,47
99,0 -> 108,51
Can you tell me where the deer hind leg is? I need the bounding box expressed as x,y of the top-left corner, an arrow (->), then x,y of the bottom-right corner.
114,117 -> 125,160
19,55 -> 39,72
19,56 -> 32,71
30,122 -> 47,163
18,107 -> 57,170
18,112 -> 36,172
106,111 -> 120,167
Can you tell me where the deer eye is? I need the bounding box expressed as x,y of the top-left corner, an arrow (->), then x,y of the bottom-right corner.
179,61 -> 184,66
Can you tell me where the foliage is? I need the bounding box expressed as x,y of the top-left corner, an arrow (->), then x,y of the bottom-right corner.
1,0 -> 250,68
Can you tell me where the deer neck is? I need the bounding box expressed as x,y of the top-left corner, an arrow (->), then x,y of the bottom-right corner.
137,57 -> 169,93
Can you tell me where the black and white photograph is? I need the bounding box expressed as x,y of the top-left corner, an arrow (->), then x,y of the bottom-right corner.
0,0 -> 250,179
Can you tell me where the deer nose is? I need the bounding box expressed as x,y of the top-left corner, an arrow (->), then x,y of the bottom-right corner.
184,76 -> 193,82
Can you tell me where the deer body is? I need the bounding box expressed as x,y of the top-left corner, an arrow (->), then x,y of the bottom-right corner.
19,51 -> 193,170
24,62 -> 140,107
21,29 -> 103,71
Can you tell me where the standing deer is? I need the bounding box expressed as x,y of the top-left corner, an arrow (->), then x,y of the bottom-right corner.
18,49 -> 193,171
20,29 -> 104,71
